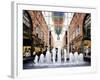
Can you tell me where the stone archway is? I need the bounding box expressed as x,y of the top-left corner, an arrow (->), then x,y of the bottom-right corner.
82,13 -> 91,56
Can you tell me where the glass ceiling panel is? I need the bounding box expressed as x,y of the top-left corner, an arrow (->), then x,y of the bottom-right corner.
42,11 -> 74,44
42,12 -> 74,31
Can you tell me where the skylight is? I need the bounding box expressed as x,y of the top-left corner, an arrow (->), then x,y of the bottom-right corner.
42,11 -> 74,47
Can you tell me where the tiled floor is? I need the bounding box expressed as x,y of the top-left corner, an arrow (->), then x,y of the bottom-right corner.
23,61 -> 90,69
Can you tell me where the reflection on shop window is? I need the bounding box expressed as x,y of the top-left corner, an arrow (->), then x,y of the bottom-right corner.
23,10 -> 32,39
23,11 -> 31,28
23,10 -> 32,57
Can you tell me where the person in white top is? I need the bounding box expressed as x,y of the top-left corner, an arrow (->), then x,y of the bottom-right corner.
34,55 -> 38,64
69,52 -> 74,62
64,49 -> 67,62
74,52 -> 79,62
46,49 -> 51,63
33,51 -> 36,56
52,48 -> 56,63
39,54 -> 44,63
57,47 -> 61,63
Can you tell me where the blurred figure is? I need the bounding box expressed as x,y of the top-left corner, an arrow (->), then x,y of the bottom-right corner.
78,53 -> 84,62
69,52 -> 74,62
64,49 -> 67,62
57,47 -> 61,63
34,55 -> 38,64
52,48 -> 56,63
39,53 -> 44,63
33,51 -> 36,63
74,52 -> 79,62
46,49 -> 51,63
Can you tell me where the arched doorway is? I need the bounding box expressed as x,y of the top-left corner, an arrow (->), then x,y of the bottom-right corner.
82,13 -> 91,62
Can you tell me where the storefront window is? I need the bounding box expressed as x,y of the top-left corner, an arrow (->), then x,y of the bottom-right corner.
84,14 -> 91,40
23,10 -> 32,57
